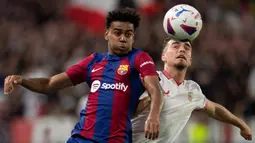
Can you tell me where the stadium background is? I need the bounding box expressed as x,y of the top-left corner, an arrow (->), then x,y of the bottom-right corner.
0,0 -> 255,142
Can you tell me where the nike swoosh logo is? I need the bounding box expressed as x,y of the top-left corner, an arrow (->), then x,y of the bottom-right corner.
164,90 -> 170,95
91,67 -> 103,73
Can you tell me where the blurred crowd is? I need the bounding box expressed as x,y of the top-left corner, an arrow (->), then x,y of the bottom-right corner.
0,0 -> 255,143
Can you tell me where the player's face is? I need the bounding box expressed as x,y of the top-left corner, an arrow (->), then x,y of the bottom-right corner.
105,21 -> 134,55
161,39 -> 192,70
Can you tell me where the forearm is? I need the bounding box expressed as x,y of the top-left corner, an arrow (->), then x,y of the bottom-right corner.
21,78 -> 53,94
211,104 -> 247,129
133,96 -> 151,117
148,88 -> 163,118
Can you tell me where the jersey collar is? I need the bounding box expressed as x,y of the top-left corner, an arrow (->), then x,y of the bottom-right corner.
106,48 -> 135,61
162,70 -> 183,86
105,53 -> 122,61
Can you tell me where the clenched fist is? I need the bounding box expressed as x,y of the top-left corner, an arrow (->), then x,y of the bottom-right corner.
144,117 -> 160,140
240,126 -> 252,141
4,75 -> 23,95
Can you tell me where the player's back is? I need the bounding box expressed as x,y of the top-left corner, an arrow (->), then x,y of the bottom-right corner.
132,71 -> 207,143
66,48 -> 157,143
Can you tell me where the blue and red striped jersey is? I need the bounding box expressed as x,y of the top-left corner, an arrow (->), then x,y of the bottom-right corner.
65,48 -> 157,143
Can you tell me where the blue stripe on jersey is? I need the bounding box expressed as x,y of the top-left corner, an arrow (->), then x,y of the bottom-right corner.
125,50 -> 145,143
92,58 -> 122,142
127,50 -> 145,117
76,53 -> 105,136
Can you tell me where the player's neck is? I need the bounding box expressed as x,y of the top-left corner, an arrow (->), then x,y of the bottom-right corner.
164,65 -> 186,83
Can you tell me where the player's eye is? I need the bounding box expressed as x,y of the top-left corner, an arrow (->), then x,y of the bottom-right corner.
185,46 -> 190,50
114,31 -> 122,36
172,44 -> 179,49
184,44 -> 191,50
125,32 -> 133,38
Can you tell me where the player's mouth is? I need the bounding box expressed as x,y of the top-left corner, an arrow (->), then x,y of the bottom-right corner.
120,45 -> 127,48
176,55 -> 186,60
119,44 -> 129,50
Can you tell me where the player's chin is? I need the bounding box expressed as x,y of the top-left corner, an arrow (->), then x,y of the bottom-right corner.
114,46 -> 131,55
174,63 -> 187,70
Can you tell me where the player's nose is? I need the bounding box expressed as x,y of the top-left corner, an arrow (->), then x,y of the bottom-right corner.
119,35 -> 127,42
179,45 -> 186,53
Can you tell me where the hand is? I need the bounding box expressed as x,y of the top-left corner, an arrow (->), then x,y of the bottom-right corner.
240,126 -> 252,141
144,117 -> 160,140
4,75 -> 23,95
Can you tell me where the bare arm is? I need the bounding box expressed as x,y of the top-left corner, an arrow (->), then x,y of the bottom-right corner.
143,76 -> 163,119
142,75 -> 163,139
203,100 -> 252,140
5,54 -> 94,95
133,95 -> 151,117
204,100 -> 245,128
4,72 -> 73,94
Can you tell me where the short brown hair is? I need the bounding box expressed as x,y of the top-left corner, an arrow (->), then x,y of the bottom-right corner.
162,37 -> 172,53
162,37 -> 192,53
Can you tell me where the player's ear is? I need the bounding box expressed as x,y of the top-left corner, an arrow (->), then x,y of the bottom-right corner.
161,52 -> 167,62
104,29 -> 109,40
132,33 -> 135,43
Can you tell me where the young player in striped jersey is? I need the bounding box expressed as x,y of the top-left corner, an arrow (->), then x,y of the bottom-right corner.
4,8 -> 163,143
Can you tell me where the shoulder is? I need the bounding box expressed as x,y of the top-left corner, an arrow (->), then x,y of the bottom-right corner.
92,52 -> 105,60
131,48 -> 143,53
185,80 -> 202,93
185,80 -> 206,103
130,48 -> 149,57
156,71 -> 163,77
81,52 -> 105,64
128,48 -> 154,65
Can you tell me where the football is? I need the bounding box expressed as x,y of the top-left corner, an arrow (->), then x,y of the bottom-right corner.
163,4 -> 203,42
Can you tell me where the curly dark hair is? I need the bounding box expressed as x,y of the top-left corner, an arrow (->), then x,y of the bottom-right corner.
105,7 -> 141,30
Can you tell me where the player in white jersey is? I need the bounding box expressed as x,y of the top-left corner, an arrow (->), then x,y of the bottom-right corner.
132,38 -> 252,142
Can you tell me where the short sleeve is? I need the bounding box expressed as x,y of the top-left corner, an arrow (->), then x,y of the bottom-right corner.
188,80 -> 207,110
196,93 -> 207,110
134,52 -> 158,77
65,53 -> 95,85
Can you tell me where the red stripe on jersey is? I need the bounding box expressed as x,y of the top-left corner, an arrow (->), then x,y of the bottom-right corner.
108,58 -> 131,143
133,52 -> 158,77
66,53 -> 95,85
80,59 -> 107,139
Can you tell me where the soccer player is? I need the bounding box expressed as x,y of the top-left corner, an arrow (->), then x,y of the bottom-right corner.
132,38 -> 252,143
4,8 -> 163,143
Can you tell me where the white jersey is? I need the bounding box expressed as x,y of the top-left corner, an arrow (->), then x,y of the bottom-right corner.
132,71 -> 207,143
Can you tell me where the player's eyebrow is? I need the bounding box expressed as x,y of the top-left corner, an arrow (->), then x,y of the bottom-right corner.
113,27 -> 122,30
171,41 -> 181,45
185,43 -> 191,47
113,28 -> 134,32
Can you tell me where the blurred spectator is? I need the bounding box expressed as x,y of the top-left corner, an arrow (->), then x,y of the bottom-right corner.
31,95 -> 76,143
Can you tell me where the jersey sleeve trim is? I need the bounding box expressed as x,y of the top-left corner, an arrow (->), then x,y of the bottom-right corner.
195,98 -> 208,111
201,98 -> 208,109
133,52 -> 158,77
